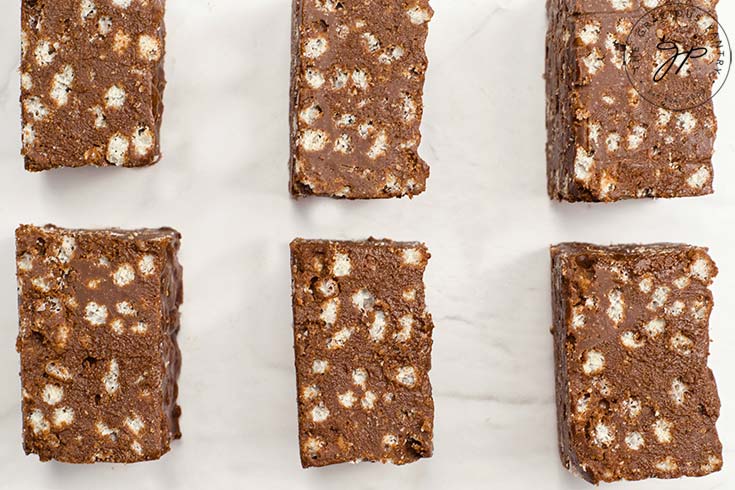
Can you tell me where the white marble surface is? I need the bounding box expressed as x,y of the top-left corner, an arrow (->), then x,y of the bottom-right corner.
0,1 -> 734,488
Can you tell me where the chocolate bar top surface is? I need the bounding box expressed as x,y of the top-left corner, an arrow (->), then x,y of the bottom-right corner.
290,0 -> 433,199
545,0 -> 720,201
21,0 -> 166,171
290,238 -> 434,467
16,225 -> 183,463
551,243 -> 722,483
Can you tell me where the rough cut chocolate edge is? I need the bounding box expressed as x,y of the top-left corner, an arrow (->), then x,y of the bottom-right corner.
545,0 -> 719,202
291,238 -> 434,467
16,225 -> 182,463
151,2 -> 167,170
20,0 -> 166,171
551,243 -> 722,484
289,0 -> 305,196
159,228 -> 183,449
546,0 -> 577,200
551,246 -> 581,479
289,0 -> 433,199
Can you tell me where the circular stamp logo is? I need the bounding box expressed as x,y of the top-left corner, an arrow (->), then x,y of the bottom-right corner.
625,3 -> 732,111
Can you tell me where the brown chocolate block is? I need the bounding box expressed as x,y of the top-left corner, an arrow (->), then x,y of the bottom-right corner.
290,239 -> 434,467
16,225 -> 183,463
551,243 -> 722,484
289,1 -> 433,199
546,0 -> 719,202
20,0 -> 166,171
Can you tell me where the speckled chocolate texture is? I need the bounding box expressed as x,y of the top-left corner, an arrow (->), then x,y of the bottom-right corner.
546,0 -> 719,202
289,0 -> 433,199
20,0 -> 166,171
291,239 -> 434,467
551,243 -> 722,484
16,225 -> 182,463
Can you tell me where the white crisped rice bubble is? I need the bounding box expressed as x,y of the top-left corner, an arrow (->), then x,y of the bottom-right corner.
312,359 -> 328,374
138,35 -> 162,61
311,403 -> 330,422
113,264 -> 135,287
396,366 -> 416,387
85,302 -> 108,325
103,359 -> 120,395
107,134 -> 130,166
332,253 -> 351,276
582,350 -> 605,375
42,384 -> 64,406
